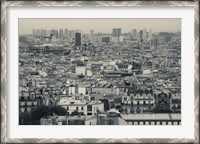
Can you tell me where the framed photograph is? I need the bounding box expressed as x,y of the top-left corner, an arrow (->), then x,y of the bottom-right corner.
1,0 -> 199,143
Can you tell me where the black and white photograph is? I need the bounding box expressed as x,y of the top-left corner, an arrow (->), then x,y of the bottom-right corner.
18,18 -> 181,125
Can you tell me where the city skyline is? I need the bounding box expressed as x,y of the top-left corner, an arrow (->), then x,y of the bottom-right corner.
19,19 -> 181,125
19,18 -> 181,34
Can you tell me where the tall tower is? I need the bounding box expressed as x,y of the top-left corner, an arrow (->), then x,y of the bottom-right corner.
75,31 -> 81,46
59,29 -> 64,39
112,28 -> 122,43
90,30 -> 94,41
131,29 -> 137,39
112,28 -> 121,37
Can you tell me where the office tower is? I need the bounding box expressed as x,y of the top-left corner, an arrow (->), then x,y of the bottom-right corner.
112,28 -> 122,43
59,29 -> 64,39
151,34 -> 158,49
40,29 -> 47,36
40,29 -> 46,41
50,29 -> 59,38
69,30 -> 75,39
90,30 -> 94,40
112,28 -> 122,37
64,29 -> 69,39
102,36 -> 110,43
64,29 -> 69,35
90,30 -> 94,37
32,29 -> 37,38
32,29 -> 36,36
34,29 -> 41,38
132,29 -> 137,39
75,32 -> 81,46
139,30 -> 143,43
143,29 -> 147,42
149,29 -> 152,39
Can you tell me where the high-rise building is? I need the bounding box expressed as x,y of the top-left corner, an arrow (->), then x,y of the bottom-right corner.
112,28 -> 122,43
143,29 -> 147,42
69,30 -> 75,39
41,29 -> 47,36
139,30 -> 143,43
102,36 -> 110,43
112,28 -> 122,37
64,29 -> 69,35
40,29 -> 47,41
90,30 -> 94,37
90,30 -> 94,41
149,29 -> 152,39
32,29 -> 36,36
131,29 -> 137,39
75,32 -> 81,46
37,29 -> 41,36
59,29 -> 64,39
50,29 -> 59,38
64,29 -> 69,39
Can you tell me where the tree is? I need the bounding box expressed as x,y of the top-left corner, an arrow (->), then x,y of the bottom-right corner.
19,111 -> 33,125
50,105 -> 69,116
71,110 -> 85,116
31,105 -> 51,123
19,105 -> 69,125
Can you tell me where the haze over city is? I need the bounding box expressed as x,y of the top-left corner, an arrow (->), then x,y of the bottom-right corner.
19,18 -> 181,34
19,18 -> 181,125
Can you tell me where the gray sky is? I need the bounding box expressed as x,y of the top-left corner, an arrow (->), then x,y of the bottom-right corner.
19,18 -> 181,34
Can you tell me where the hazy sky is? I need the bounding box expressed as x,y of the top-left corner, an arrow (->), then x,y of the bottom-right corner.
19,18 -> 181,34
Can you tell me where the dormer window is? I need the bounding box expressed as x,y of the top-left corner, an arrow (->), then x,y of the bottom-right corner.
30,93 -> 35,100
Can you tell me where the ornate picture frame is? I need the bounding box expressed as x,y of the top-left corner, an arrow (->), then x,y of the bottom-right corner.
1,0 -> 199,143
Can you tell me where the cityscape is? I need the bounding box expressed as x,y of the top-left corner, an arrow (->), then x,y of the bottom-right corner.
19,19 -> 181,125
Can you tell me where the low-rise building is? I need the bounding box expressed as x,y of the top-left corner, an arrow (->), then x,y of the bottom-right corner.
121,113 -> 181,125
57,95 -> 104,116
19,90 -> 42,113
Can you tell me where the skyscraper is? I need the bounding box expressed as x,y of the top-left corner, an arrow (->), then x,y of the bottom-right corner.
139,30 -> 143,43
69,30 -> 75,39
143,29 -> 147,42
90,30 -> 94,41
112,28 -> 122,37
50,29 -> 59,38
131,29 -> 137,39
59,29 -> 64,39
64,29 -> 69,35
75,32 -> 81,46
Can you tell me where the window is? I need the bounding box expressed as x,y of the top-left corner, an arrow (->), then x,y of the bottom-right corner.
87,112 -> 92,115
30,93 -> 35,100
76,106 -> 79,110
81,107 -> 84,110
87,105 -> 92,111
67,107 -> 69,110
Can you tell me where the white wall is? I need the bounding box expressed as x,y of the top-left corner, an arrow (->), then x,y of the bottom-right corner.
75,67 -> 86,75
